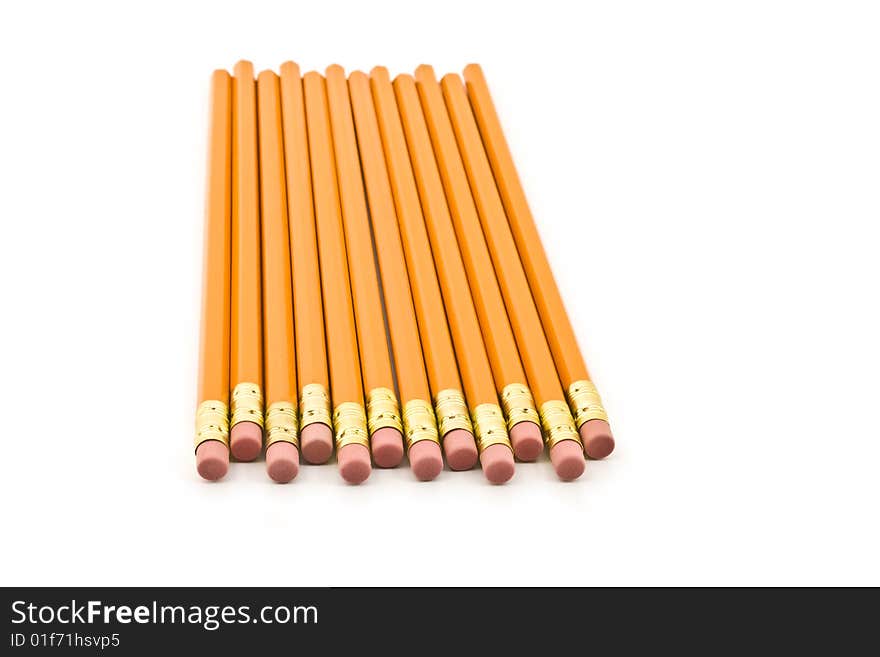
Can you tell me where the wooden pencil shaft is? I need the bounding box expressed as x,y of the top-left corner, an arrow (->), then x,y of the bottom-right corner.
441,73 -> 565,407
198,70 -> 232,404
414,66 -> 527,393
393,74 -> 499,408
325,65 -> 396,396
463,64 -> 590,385
364,68 -> 463,397
230,60 -> 263,392
303,72 -> 364,406
344,69 -> 431,403
280,62 -> 329,392
257,70 -> 296,406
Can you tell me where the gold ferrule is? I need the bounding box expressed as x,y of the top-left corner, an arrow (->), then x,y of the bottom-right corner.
434,388 -> 473,437
471,403 -> 511,452
265,401 -> 299,448
300,383 -> 332,431
566,379 -> 609,427
366,387 -> 403,435
230,382 -> 264,428
195,399 -> 229,451
500,382 -> 540,431
402,398 -> 440,450
333,402 -> 369,450
540,400 -> 582,449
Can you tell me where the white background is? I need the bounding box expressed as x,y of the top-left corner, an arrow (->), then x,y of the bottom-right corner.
0,0 -> 877,587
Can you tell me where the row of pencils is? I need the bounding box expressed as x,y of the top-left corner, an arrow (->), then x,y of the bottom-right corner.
195,61 -> 614,484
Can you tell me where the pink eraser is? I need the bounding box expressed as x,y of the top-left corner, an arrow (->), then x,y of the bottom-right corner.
266,442 -> 300,483
230,421 -> 263,462
371,426 -> 405,468
579,419 -> 615,459
338,443 -> 372,484
442,428 -> 479,471
549,440 -> 586,481
300,423 -> 334,464
409,440 -> 443,481
196,440 -> 229,481
509,421 -> 543,461
479,443 -> 515,484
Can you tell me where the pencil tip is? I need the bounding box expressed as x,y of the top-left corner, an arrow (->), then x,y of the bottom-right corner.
325,63 -> 344,77
233,60 -> 254,76
279,61 -> 301,76
370,65 -> 389,80
414,64 -> 435,79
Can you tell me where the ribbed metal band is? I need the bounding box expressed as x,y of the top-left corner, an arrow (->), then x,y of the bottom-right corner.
195,399 -> 229,450
230,382 -> 264,428
566,379 -> 609,427
471,403 -> 511,452
333,402 -> 369,449
402,398 -> 440,449
539,399 -> 582,449
265,401 -> 299,448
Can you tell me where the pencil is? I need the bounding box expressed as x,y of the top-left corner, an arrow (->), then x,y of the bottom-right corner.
414,65 -> 543,463
393,73 -> 516,484
195,70 -> 232,481
279,62 -> 334,465
229,60 -> 264,462
303,71 -> 372,484
441,72 -> 585,480
343,68 -> 443,481
463,64 -> 614,459
365,67 -> 480,472
324,65 -> 405,470
257,70 -> 299,483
